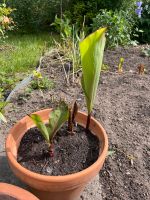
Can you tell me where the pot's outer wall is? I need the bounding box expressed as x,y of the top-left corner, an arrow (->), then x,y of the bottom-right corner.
0,183 -> 39,200
6,109 -> 108,200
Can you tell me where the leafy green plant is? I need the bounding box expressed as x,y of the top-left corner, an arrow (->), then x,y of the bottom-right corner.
29,27 -> 106,158
0,71 -> 17,100
30,70 -> 54,90
29,101 -> 69,156
92,9 -> 136,48
7,0 -> 72,32
137,0 -> 150,43
65,0 -> 136,30
118,57 -> 124,73
0,1 -> 14,39
52,14 -> 85,83
79,28 -> 106,129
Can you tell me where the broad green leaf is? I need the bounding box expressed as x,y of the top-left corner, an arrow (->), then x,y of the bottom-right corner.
48,101 -> 69,141
0,112 -> 7,123
30,114 -> 49,143
80,28 -> 106,113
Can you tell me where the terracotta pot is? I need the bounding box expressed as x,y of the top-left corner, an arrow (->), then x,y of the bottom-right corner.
0,182 -> 39,200
6,109 -> 108,200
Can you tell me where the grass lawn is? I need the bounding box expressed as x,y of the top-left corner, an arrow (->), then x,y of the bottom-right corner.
0,32 -> 54,74
0,32 -> 55,99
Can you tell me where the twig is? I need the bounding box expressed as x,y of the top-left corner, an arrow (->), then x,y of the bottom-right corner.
55,49 -> 70,84
41,160 -> 49,172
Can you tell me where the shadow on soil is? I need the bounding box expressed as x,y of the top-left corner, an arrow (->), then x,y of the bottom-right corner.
0,154 -> 26,188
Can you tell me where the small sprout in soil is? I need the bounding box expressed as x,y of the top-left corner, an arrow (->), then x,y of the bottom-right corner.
68,100 -> 78,133
118,57 -> 124,73
107,150 -> 115,157
127,154 -> 136,166
31,70 -> 54,90
138,64 -> 145,75
102,63 -> 109,72
29,101 -> 69,157
79,28 -> 106,130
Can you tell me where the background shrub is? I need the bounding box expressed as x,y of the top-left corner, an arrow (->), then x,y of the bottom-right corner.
6,0 -> 72,32
1,0 -> 149,44
92,9 -> 136,48
137,0 -> 150,43
0,1 -> 14,39
65,0 -> 137,28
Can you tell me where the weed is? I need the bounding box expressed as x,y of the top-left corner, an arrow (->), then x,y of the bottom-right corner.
102,63 -> 109,72
30,71 -> 54,90
52,15 -> 86,83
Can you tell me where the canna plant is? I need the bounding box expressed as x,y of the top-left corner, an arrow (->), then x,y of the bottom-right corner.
79,28 -> 107,130
29,101 -> 69,157
29,27 -> 107,157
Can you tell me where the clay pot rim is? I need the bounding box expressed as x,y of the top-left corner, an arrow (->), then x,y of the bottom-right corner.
0,182 -> 39,199
6,109 -> 108,183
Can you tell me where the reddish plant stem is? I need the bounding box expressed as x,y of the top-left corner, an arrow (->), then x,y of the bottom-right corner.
72,101 -> 78,123
49,143 -> 54,157
86,113 -> 91,132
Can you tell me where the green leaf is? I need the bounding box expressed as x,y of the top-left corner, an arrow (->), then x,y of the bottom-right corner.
48,101 -> 69,141
0,112 -> 7,123
30,114 -> 49,143
79,28 -> 106,114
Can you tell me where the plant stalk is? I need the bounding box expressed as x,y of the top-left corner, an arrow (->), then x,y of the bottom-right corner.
72,101 -> 78,123
86,113 -> 91,132
68,108 -> 73,132
49,143 -> 54,157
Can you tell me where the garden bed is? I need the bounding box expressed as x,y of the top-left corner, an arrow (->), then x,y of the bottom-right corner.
1,45 -> 150,200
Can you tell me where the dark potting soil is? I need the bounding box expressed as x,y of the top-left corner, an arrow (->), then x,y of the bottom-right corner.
0,195 -> 17,200
17,124 -> 100,176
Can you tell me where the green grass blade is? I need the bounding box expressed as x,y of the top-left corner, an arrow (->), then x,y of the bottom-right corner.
0,112 -> 7,123
80,28 -> 106,113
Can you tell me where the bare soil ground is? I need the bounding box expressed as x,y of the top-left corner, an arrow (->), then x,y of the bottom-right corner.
0,45 -> 150,200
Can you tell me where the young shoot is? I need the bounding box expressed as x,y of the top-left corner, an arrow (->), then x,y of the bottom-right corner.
68,100 -> 78,133
29,101 -> 69,157
118,57 -> 124,73
79,28 -> 106,130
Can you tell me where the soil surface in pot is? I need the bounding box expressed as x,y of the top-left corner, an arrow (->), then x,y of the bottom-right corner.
17,124 -> 100,176
0,195 -> 17,200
